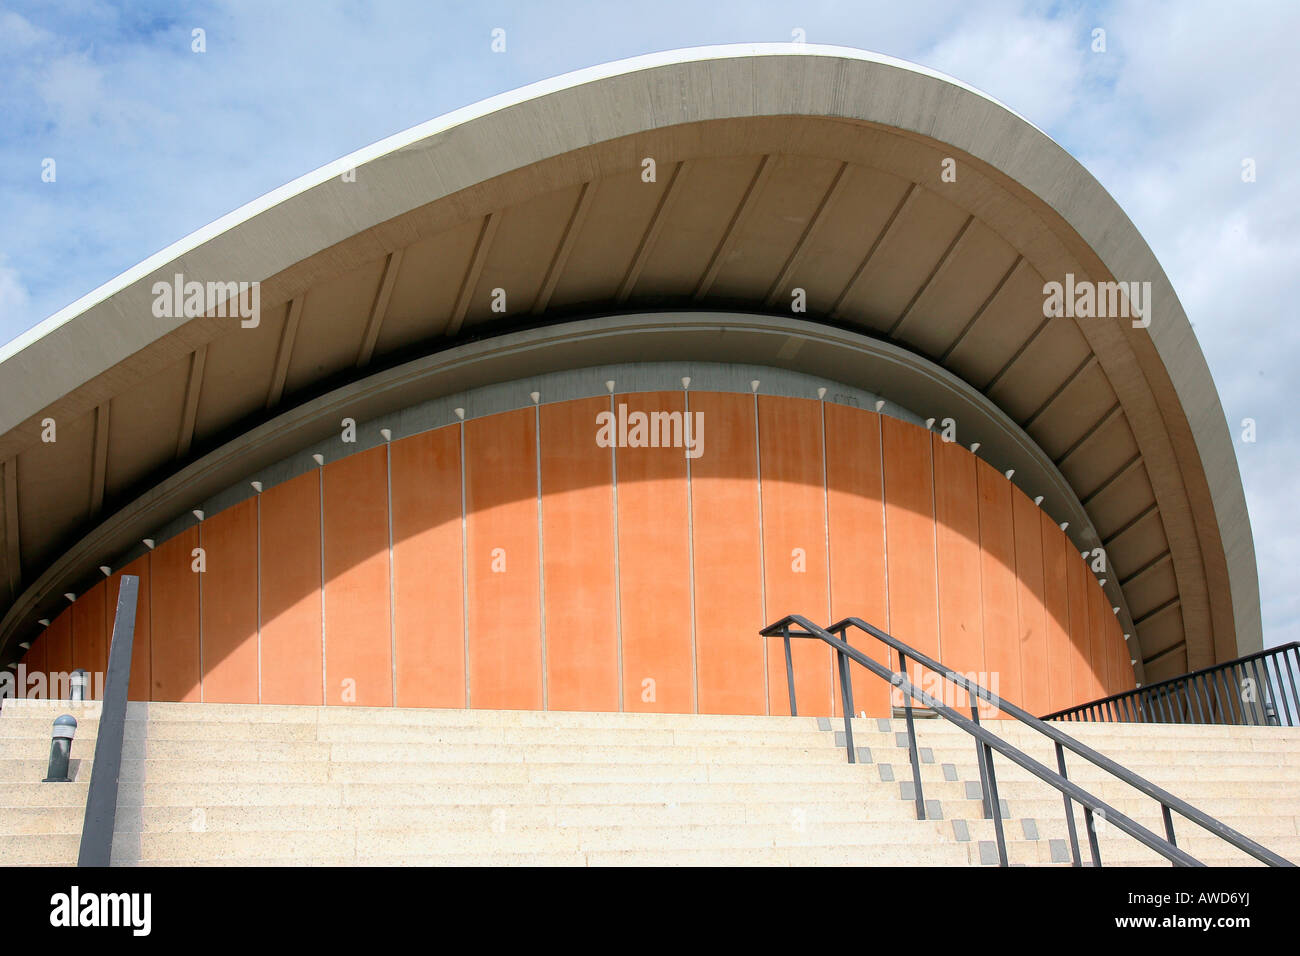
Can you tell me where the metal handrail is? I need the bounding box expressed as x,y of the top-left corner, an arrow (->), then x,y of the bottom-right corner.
760,613 -> 1294,867
1042,641 -> 1300,727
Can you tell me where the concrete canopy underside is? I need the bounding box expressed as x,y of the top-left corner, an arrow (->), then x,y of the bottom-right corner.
0,44 -> 1258,685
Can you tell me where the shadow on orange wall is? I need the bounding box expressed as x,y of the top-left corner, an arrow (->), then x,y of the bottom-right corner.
21,392 -> 1132,717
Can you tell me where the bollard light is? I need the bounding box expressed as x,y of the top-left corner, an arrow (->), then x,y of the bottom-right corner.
43,715 -> 77,783
70,669 -> 87,702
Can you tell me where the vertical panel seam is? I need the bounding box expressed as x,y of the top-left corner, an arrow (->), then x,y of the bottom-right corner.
147,551 -> 155,702
753,391 -> 770,715
387,442 -> 397,708
535,404 -> 548,711
820,396 -> 833,716
929,433 -> 942,667
256,493 -> 262,705
609,392 -> 625,713
459,422 -> 470,709
877,413 -> 893,693
684,387 -> 699,714
197,523 -> 204,704
319,468 -> 327,706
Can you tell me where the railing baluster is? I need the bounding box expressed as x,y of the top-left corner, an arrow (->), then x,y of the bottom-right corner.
1217,667 -> 1241,724
1194,674 -> 1211,724
782,625 -> 797,717
983,742 -> 1008,866
1285,648 -> 1300,727
1237,664 -> 1260,724
1082,805 -> 1103,867
898,652 -> 926,821
1251,658 -> 1277,725
837,627 -> 856,720
836,646 -> 855,763
1161,803 -> 1177,855
1186,677 -> 1204,724
1055,741 -> 1082,866
971,704 -> 992,819
1269,657 -> 1292,726
1284,647 -> 1294,728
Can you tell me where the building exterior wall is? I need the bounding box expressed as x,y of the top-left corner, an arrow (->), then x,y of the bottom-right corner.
17,391 -> 1134,716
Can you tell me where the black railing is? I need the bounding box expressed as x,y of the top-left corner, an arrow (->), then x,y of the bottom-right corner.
78,574 -> 138,867
1042,641 -> 1300,727
760,613 -> 1294,868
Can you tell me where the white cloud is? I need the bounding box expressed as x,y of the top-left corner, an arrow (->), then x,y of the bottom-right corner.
0,259 -> 32,329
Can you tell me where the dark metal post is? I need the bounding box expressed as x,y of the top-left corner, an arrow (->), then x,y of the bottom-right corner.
1161,803 -> 1178,854
782,626 -> 797,717
1285,648 -> 1300,727
1055,741 -> 1082,866
897,652 -> 925,820
971,704 -> 992,819
42,715 -> 77,783
1082,806 -> 1103,866
1267,658 -> 1292,726
69,669 -> 87,702
78,575 -> 138,867
836,647 -> 855,763
982,742 -> 1008,866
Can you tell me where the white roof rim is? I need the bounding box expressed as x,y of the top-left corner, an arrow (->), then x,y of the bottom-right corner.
0,42 -> 1039,363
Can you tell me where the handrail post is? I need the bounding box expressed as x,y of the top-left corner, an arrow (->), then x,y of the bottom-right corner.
970,704 -> 992,819
897,651 -> 925,820
836,647 -> 855,763
982,741 -> 1008,866
1055,741 -> 1082,866
781,625 -> 797,717
77,575 -> 138,867
1082,806 -> 1103,867
1161,803 -> 1178,863
836,627 -> 856,719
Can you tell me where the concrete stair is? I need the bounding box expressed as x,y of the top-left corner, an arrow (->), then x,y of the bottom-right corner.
0,698 -> 1296,866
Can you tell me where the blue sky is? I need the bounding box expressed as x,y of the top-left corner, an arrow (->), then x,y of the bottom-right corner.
2,0 -> 1297,652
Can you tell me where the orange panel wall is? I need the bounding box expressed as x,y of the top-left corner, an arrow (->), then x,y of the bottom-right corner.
1103,598 -> 1133,698
616,392 -> 695,714
322,446 -> 393,707
108,557 -> 152,701
881,415 -> 940,715
390,426 -> 465,709
759,395 -> 831,717
976,459 -> 1020,714
1066,543 -> 1097,702
260,470 -> 323,705
932,433 -> 984,712
824,404 -> 890,718
1040,513 -> 1074,714
12,392 -> 1132,717
1012,493 -> 1050,716
1087,572 -> 1110,703
71,581 -> 107,699
199,497 -> 259,703
540,397 -> 619,712
150,526 -> 201,702
465,408 -> 542,711
691,391 -> 766,715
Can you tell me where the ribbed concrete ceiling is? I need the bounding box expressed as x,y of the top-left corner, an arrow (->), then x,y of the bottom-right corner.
0,46 -> 1257,684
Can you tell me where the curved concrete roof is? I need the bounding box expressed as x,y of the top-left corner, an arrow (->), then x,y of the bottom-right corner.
0,43 -> 1259,682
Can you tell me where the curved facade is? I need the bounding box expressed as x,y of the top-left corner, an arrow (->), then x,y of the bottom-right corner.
16,377 -> 1130,717
0,45 -> 1253,714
